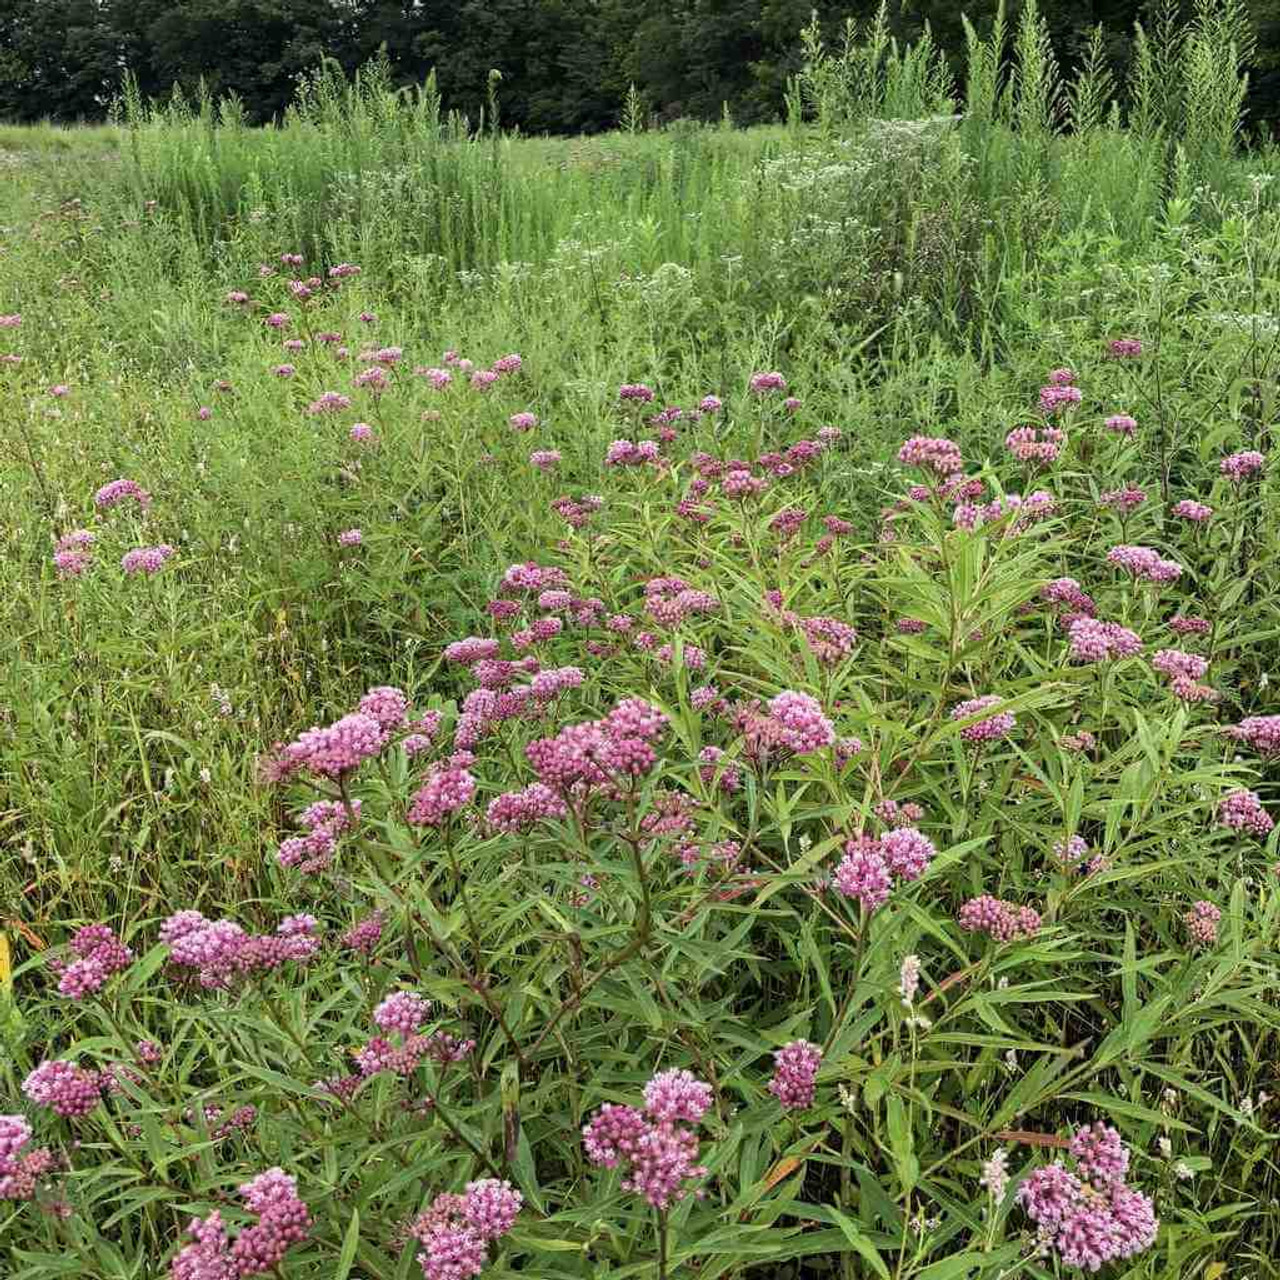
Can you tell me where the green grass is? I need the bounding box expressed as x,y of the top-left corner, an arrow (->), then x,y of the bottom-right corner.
3,16 -> 1280,1278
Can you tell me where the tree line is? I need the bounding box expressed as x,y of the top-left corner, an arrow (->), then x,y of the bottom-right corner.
2,1 -> 1278,134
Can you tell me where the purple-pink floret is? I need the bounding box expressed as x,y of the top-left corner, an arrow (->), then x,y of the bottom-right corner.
1017,1122 -> 1157,1272
1218,789 -> 1274,837
583,1068 -> 712,1210
767,1040 -> 822,1110
23,1060 -> 102,1118
951,695 -> 1016,743
51,923 -> 134,998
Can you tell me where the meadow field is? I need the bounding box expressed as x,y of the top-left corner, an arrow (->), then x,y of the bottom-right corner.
4,4 -> 1280,1278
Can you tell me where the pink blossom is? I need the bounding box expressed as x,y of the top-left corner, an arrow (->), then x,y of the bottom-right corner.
767,1040 -> 822,1110
1172,499 -> 1212,523
897,435 -> 963,476
1218,789 -> 1273,837
951,695 -> 1016,743
1220,450 -> 1265,482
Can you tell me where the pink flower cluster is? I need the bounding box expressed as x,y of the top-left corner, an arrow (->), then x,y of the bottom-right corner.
1038,383 -> 1082,414
958,895 -> 1041,942
834,828 -> 937,912
409,1180 -> 522,1280
1220,450 -> 1265,482
953,490 -> 1055,532
1151,649 -> 1216,702
766,690 -> 836,755
605,438 -> 661,467
897,436 -> 963,476
767,1040 -> 822,1110
951,695 -> 1016,743
1005,425 -> 1065,464
95,478 -> 152,510
1226,715 -> 1280,757
583,1068 -> 712,1210
161,911 -> 321,988
1099,486 -> 1145,513
1107,337 -> 1143,358
1067,618 -> 1142,663
278,798 -> 360,872
1172,499 -> 1212,523
1183,900 -> 1221,948
171,1168 -> 311,1279
121,543 -> 176,575
0,1115 -> 54,1202
266,685 -> 411,782
749,370 -> 787,394
1104,414 -> 1137,437
789,614 -> 858,666
1217,789 -> 1274,838
1106,544 -> 1182,583
49,924 -> 134,999
525,697 -> 668,791
22,1059 -> 104,1118
1017,1123 -> 1157,1271
407,764 -> 477,827
1042,577 -> 1096,616
53,528 -> 95,578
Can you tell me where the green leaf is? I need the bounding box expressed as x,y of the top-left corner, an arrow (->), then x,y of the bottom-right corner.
830,1209 -> 891,1280
334,1207 -> 360,1280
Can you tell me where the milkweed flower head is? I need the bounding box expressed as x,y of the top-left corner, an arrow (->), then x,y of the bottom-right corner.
1104,414 -> 1137,437
897,435 -> 963,476
958,895 -> 1041,942
767,1040 -> 822,1110
583,1067 -> 712,1210
271,711 -> 385,781
1005,424 -> 1065,463
1100,486 -> 1146,513
619,383 -> 655,403
833,837 -> 892,912
1220,450 -> 1265,482
374,991 -> 431,1035
1107,337 -> 1144,358
1218,789 -> 1273,837
50,924 -> 134,999
766,690 -> 835,755
172,1168 -> 311,1280
53,529 -> 95,578
1039,384 -> 1082,414
879,827 -> 936,882
1172,499 -> 1213,523
1226,715 -> 1280,757
96,478 -> 152,511
1017,1122 -> 1156,1271
1067,618 -> 1143,663
749,371 -> 787,394
121,544 -> 175,575
407,765 -> 477,827
1106,545 -> 1182,583
1183,900 -> 1221,948
0,1115 -> 54,1203
23,1060 -> 102,1118
951,695 -> 1016,743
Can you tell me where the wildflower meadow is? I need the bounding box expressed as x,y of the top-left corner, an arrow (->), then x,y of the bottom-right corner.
4,2 -> 1280,1277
